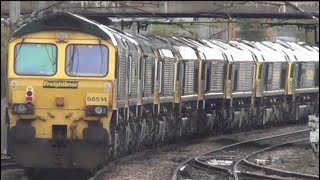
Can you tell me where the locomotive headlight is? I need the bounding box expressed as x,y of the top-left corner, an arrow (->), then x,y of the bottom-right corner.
86,105 -> 108,116
56,32 -> 68,42
94,106 -> 103,115
17,104 -> 27,113
13,103 -> 34,114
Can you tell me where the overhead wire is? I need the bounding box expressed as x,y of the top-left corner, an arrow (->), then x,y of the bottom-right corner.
283,1 -> 316,19
209,1 -> 253,39
209,1 -> 318,40
115,1 -> 196,36
35,1 -> 65,16
115,1 -> 309,40
114,1 -> 256,37
14,1 -> 65,28
196,1 -> 275,40
16,1 -> 318,39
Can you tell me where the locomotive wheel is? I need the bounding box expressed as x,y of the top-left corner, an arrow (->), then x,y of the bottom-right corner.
128,120 -> 136,154
133,119 -> 142,152
124,122 -> 133,154
145,119 -> 151,148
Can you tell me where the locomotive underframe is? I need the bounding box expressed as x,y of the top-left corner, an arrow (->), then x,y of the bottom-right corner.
8,92 -> 318,170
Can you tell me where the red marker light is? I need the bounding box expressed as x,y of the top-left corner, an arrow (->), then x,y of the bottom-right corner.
26,96 -> 33,102
25,86 -> 34,103
87,106 -> 95,113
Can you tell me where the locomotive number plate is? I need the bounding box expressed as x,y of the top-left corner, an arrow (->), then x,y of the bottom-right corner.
86,93 -> 109,105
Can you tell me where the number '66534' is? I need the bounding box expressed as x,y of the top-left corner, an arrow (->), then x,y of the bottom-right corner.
86,97 -> 107,102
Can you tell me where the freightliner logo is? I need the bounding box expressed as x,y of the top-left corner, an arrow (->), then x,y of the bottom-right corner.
43,80 -> 78,89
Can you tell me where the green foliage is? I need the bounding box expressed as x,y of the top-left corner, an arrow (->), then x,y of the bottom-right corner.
1,27 -> 9,64
238,20 -> 266,41
297,30 -> 317,43
112,23 -> 198,37
146,24 -> 197,37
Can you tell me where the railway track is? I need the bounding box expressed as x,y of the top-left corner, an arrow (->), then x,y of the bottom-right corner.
0,126 -> 311,180
171,129 -> 317,180
89,132 -> 241,180
89,125 -> 309,180
1,156 -> 21,170
234,138 -> 319,180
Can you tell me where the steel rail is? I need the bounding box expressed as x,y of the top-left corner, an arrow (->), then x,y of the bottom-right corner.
171,128 -> 310,180
90,126 -> 306,180
234,138 -> 319,180
1,156 -> 23,170
89,130 -> 248,180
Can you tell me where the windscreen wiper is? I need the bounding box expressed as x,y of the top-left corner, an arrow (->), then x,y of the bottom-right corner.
14,39 -> 25,61
99,40 -> 104,73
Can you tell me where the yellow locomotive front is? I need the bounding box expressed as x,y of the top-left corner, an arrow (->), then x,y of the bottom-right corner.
6,13 -> 116,170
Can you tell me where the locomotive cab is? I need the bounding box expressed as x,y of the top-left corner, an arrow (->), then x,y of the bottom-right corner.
6,12 -> 116,170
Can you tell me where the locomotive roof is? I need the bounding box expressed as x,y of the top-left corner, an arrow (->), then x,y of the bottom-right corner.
228,41 -> 288,63
13,12 -> 317,63
253,42 -> 288,62
13,11 -> 181,59
262,41 -> 319,62
12,12 -> 118,45
204,40 -> 254,62
178,37 -> 225,60
312,46 -> 319,51
288,42 -> 319,62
